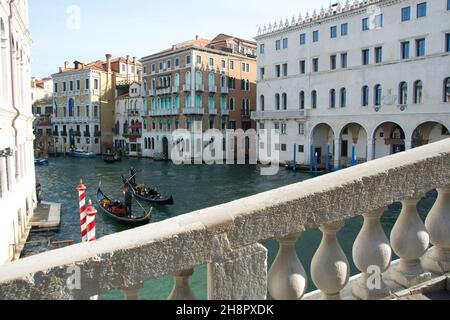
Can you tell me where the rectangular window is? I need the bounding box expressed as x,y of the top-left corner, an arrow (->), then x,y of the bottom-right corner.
85,79 -> 89,90
416,38 -> 426,57
375,14 -> 383,28
209,58 -> 214,66
275,65 -> 281,78
312,58 -> 319,72
196,56 -> 202,64
300,60 -> 306,74
63,82 -> 66,92
275,40 -> 281,50
282,63 -> 288,77
94,79 -> 99,90
362,18 -> 369,31
221,60 -> 226,68
300,33 -> 306,45
230,60 -> 234,70
446,33 -> 450,52
362,49 -> 370,65
281,144 -> 287,152
69,81 -> 73,91
175,58 -> 179,67
298,145 -> 305,153
313,30 -> 319,43
76,80 -> 80,90
401,6 -> 411,21
281,124 -> 287,135
260,67 -> 265,80
341,53 -> 348,68
330,55 -> 337,70
330,26 -> 337,38
341,23 -> 348,36
299,123 -> 305,135
375,47 -> 383,63
151,64 -> 156,72
186,55 -> 191,65
417,2 -> 427,18
401,41 -> 410,59
282,38 -> 288,49
54,83 -> 58,93
260,44 -> 265,54
448,0 -> 450,10
167,60 -> 171,69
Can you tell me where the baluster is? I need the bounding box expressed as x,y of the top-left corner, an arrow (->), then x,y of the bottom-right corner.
390,195 -> 431,287
311,221 -> 350,300
423,186 -> 450,274
352,208 -> 392,300
168,268 -> 196,300
268,233 -> 307,300
122,283 -> 144,300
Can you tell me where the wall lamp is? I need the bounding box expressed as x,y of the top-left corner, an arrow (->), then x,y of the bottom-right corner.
0,148 -> 15,158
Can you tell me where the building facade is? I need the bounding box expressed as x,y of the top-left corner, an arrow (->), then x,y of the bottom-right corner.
140,34 -> 257,160
113,81 -> 145,157
0,0 -> 35,264
254,0 -> 450,166
51,55 -> 141,155
31,77 -> 54,156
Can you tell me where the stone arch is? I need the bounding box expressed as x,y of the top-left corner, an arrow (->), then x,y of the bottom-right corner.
412,121 -> 450,148
310,122 -> 335,165
372,121 -> 406,158
338,122 -> 369,166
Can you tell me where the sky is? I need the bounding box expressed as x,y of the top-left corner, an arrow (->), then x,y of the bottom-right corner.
29,0 -> 332,78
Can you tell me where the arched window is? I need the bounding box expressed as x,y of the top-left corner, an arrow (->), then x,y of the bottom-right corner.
399,82 -> 408,105
229,97 -> 235,111
68,98 -> 74,116
275,93 -> 280,110
329,89 -> 336,108
174,73 -> 180,87
445,78 -> 450,102
311,90 -> 317,109
260,95 -> 265,111
152,138 -> 155,149
208,73 -> 215,88
185,71 -> 191,86
221,75 -> 227,88
282,93 -> 287,110
195,71 -> 202,85
124,121 -> 128,134
340,88 -> 346,108
374,84 -> 382,106
145,138 -> 148,149
414,80 -> 423,104
362,86 -> 369,106
299,91 -> 305,110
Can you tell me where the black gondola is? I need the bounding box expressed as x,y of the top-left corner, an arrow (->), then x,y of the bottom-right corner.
96,188 -> 151,226
121,175 -> 174,205
103,153 -> 116,164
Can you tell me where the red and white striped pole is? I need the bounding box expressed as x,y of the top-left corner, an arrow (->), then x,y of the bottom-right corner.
76,180 -> 88,242
85,200 -> 97,242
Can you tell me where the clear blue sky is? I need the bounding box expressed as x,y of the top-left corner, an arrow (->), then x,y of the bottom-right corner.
29,0 -> 331,78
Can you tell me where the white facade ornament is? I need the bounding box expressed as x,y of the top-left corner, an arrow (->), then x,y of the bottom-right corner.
291,15 -> 296,26
268,234 -> 307,300
298,13 -> 303,23
390,195 -> 432,287
305,11 -> 310,19
352,208 -> 392,300
311,221 -> 350,300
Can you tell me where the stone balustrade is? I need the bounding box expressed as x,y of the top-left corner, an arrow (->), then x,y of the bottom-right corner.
0,138 -> 450,300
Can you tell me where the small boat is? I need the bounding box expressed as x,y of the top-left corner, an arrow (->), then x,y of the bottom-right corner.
34,158 -> 49,166
96,188 -> 151,227
121,175 -> 174,205
103,152 -> 116,164
70,149 -> 96,158
284,162 -> 327,174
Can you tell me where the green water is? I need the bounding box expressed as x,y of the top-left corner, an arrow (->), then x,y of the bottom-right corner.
31,157 -> 437,299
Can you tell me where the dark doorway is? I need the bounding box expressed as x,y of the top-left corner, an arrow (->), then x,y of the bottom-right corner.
315,147 -> 322,164
162,137 -> 169,160
341,140 -> 348,157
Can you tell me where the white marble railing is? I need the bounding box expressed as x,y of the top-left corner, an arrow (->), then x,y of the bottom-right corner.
0,139 -> 449,300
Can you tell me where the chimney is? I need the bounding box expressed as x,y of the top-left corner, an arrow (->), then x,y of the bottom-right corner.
195,35 -> 199,40
106,54 -> 112,72
64,61 -> 70,69
126,55 -> 130,62
133,57 -> 136,64
59,67 -> 63,73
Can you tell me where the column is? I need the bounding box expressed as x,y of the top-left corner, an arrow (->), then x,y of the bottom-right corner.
268,234 -> 307,300
311,221 -> 350,300
367,138 -> 375,161
352,208 -> 392,300
423,186 -> 450,274
390,195 -> 431,287
334,138 -> 341,170
208,243 -> 267,300
167,268 -> 196,300
404,138 -> 412,151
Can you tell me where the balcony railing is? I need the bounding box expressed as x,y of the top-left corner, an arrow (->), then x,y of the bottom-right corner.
208,107 -> 218,115
208,85 -> 217,93
1,139 -> 450,300
74,131 -> 81,137
94,131 -> 101,137
156,87 -> 171,95
220,87 -> 229,94
149,108 -> 180,116
182,84 -> 191,92
221,108 -> 229,116
195,84 -> 204,92
149,89 -> 155,96
251,109 -> 309,120
84,131 -> 91,137
123,132 -> 142,139
172,86 -> 179,93
60,131 -> 67,137
183,107 -> 204,115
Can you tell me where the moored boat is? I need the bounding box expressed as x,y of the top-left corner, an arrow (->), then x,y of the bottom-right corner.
96,188 -> 151,227
121,175 -> 174,205
70,149 -> 96,158
34,158 -> 49,166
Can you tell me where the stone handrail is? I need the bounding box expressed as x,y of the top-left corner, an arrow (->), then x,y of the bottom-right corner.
1,138 -> 450,300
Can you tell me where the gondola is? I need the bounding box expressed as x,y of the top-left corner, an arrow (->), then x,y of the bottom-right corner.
121,175 -> 174,205
103,153 -> 116,164
96,188 -> 152,227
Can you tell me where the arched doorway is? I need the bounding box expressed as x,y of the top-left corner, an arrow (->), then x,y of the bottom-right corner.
162,137 -> 169,160
311,123 -> 335,167
373,122 -> 406,159
412,122 -> 450,148
339,123 -> 368,167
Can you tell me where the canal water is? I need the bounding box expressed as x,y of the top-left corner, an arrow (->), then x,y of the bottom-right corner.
30,157 -> 437,300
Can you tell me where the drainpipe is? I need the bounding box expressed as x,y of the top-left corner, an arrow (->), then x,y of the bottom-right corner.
9,0 -> 21,179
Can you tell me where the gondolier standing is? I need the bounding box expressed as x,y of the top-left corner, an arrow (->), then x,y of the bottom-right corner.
129,167 -> 137,185
124,185 -> 133,218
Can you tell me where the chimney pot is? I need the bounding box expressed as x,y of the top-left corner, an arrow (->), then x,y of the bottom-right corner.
106,54 -> 112,72
195,35 -> 199,40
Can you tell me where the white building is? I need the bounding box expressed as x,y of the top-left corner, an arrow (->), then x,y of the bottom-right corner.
254,0 -> 450,167
0,0 -> 35,264
113,81 -> 145,157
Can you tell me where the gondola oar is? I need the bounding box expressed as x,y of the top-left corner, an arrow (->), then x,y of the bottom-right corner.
132,194 -> 153,217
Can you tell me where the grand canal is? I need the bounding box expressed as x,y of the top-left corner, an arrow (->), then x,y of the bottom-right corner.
30,157 -> 437,300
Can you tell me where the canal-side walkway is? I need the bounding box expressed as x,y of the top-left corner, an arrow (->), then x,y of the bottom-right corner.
30,202 -> 61,232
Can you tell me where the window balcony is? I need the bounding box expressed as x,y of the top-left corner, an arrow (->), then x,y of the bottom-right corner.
220,87 -> 229,94
62,91 -> 67,97
74,131 -> 81,137
183,107 -> 204,115
221,108 -> 229,116
53,92 -> 58,97
156,87 -> 171,95
123,132 -> 142,139
208,85 -> 217,93
183,84 -> 191,92
75,90 -> 80,96
83,131 -> 91,137
149,89 -> 156,96
149,108 -> 180,116
195,84 -> 204,92
93,89 -> 99,96
94,131 -> 101,137
251,109 -> 309,121
84,89 -> 90,96
60,131 -> 67,137
172,86 -> 179,93
208,107 -> 218,115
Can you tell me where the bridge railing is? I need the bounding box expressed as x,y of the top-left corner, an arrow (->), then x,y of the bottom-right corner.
0,139 -> 450,300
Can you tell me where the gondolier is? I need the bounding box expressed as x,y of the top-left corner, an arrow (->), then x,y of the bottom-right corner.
124,185 -> 133,218
129,167 -> 137,185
